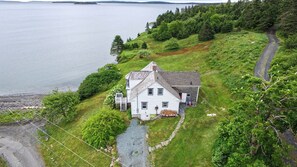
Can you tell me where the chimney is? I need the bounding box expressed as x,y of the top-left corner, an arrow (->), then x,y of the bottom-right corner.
152,65 -> 157,71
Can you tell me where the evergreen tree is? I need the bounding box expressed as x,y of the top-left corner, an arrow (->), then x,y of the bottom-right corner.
145,22 -> 150,32
110,35 -> 124,56
198,21 -> 215,41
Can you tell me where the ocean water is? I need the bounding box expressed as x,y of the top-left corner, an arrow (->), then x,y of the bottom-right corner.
0,2 -> 186,95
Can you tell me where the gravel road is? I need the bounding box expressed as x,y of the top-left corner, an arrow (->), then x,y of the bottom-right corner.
117,119 -> 149,167
254,28 -> 279,81
0,122 -> 45,167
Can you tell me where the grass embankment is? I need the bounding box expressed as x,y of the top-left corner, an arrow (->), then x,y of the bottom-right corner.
39,31 -> 267,167
0,157 -> 8,167
0,110 -> 38,124
39,92 -> 129,167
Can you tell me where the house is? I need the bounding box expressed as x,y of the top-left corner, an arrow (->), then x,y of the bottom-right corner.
125,62 -> 200,120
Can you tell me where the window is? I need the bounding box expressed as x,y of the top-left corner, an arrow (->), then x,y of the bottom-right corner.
157,88 -> 163,95
148,88 -> 153,96
141,102 -> 148,110
162,102 -> 168,108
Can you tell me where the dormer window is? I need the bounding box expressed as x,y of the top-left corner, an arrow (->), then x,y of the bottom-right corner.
148,88 -> 153,96
158,88 -> 163,95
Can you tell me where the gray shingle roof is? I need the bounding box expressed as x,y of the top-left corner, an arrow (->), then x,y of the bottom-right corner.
159,71 -> 200,87
125,71 -> 151,80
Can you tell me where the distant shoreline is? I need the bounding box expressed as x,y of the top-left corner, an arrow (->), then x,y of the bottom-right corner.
0,1 -> 221,5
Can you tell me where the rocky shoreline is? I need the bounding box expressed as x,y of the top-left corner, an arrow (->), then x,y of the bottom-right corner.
0,94 -> 45,112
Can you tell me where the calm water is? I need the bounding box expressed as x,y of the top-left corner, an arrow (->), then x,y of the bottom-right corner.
0,2 -> 186,95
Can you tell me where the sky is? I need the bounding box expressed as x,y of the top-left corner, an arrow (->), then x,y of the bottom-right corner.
0,0 -> 238,3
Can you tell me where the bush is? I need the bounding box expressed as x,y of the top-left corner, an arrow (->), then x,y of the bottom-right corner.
141,42 -> 148,49
104,84 -> 125,109
42,90 -> 80,123
82,110 -> 127,148
138,50 -> 151,59
165,38 -> 180,51
285,34 -> 297,49
78,64 -> 122,100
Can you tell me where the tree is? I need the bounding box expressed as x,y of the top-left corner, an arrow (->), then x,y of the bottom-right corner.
78,64 -> 122,100
145,22 -> 150,32
198,21 -> 215,41
42,90 -> 79,123
82,110 -> 127,148
221,21 -> 233,33
153,22 -> 172,41
165,38 -> 179,50
141,42 -> 148,49
213,74 -> 297,167
110,35 -> 124,56
285,34 -> 297,49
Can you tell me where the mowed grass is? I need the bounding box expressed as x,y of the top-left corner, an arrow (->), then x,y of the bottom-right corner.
39,30 -> 267,167
146,117 -> 180,146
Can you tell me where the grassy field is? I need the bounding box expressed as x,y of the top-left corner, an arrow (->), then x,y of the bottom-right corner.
145,117 -> 180,146
39,30 -> 267,167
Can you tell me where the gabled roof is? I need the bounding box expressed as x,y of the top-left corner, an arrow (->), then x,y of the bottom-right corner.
125,71 -> 150,80
159,71 -> 200,87
130,71 -> 180,100
141,61 -> 162,72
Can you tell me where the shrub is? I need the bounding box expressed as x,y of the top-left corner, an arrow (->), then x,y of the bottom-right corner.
165,38 -> 180,51
138,50 -> 151,59
104,84 -> 125,108
285,34 -> 297,49
82,110 -> 127,148
141,42 -> 148,49
42,90 -> 80,123
78,64 -> 122,100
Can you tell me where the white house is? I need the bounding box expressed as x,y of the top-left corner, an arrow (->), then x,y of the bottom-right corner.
125,62 -> 200,120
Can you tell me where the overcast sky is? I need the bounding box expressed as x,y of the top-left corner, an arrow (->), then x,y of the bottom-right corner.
1,0 -> 238,3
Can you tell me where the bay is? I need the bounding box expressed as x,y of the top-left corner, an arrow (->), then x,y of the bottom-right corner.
0,2 -> 187,95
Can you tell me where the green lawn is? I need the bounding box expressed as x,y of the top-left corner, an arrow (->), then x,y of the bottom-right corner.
146,117 -> 180,146
38,30 -> 267,167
